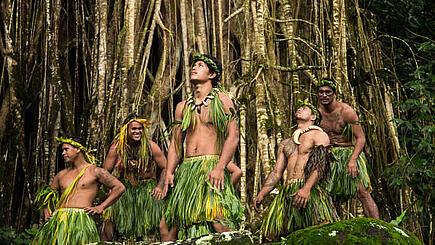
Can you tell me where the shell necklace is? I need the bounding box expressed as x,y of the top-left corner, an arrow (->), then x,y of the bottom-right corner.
186,92 -> 216,114
292,126 -> 323,144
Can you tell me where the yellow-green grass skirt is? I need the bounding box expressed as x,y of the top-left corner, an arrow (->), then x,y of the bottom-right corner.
164,155 -> 243,239
327,146 -> 372,202
261,179 -> 337,239
103,179 -> 163,238
32,208 -> 99,245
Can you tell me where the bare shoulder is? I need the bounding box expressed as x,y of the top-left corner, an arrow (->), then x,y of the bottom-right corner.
92,166 -> 116,183
174,100 -> 187,119
109,140 -> 119,151
339,102 -> 358,123
311,130 -> 330,146
54,168 -> 69,179
149,140 -> 161,152
217,92 -> 236,111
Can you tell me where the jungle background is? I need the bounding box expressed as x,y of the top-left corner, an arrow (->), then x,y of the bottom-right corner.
0,0 -> 433,244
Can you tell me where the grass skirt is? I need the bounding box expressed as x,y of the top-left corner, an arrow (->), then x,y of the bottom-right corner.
164,155 -> 243,239
261,179 -> 336,239
104,179 -> 163,238
327,146 -> 372,202
32,208 -> 99,245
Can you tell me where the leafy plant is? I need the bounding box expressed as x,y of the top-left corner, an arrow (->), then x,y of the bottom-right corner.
0,227 -> 39,245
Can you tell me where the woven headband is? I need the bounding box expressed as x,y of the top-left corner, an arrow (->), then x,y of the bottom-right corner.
316,79 -> 336,92
193,54 -> 221,80
297,99 -> 320,125
56,137 -> 97,165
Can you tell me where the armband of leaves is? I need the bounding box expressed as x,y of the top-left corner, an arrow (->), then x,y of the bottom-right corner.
34,185 -> 59,213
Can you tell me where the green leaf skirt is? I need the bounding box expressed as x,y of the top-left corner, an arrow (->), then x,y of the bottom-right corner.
327,146 -> 372,202
104,179 -> 164,238
32,208 -> 99,245
261,179 -> 337,239
164,155 -> 243,239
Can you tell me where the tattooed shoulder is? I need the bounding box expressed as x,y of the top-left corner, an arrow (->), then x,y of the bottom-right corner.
95,167 -> 116,186
280,138 -> 296,158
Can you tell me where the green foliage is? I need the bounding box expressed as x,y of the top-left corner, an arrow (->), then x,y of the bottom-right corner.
277,218 -> 422,245
0,227 -> 38,245
390,210 -> 407,226
385,41 -> 434,241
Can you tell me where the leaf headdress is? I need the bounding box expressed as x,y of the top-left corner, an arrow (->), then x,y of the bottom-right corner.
55,137 -> 97,165
115,118 -> 152,174
297,99 -> 321,125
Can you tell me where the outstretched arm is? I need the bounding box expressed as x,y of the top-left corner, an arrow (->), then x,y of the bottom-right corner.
344,108 -> 365,178
165,102 -> 186,189
149,140 -> 168,199
84,167 -> 125,215
208,94 -> 239,191
103,142 -> 119,173
253,140 -> 291,212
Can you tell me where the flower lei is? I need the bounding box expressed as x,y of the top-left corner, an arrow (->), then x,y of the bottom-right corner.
297,99 -> 321,126
316,78 -> 336,92
55,137 -> 97,165
193,53 -> 221,80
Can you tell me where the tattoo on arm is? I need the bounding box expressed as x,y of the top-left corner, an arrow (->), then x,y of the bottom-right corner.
96,168 -> 116,186
282,139 -> 296,158
264,169 -> 279,187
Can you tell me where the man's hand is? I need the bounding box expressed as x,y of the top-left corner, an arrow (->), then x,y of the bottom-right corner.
43,208 -> 53,221
207,167 -> 225,191
84,206 -> 104,215
165,173 -> 174,189
151,186 -> 164,200
347,159 -> 359,178
290,187 -> 311,209
253,194 -> 264,212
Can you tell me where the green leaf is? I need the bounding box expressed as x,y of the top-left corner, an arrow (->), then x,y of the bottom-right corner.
390,210 -> 407,225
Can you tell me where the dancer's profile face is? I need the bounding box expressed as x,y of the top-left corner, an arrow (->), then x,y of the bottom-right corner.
191,61 -> 216,84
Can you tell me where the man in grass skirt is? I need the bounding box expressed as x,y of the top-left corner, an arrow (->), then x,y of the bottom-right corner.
316,78 -> 379,218
160,54 -> 244,241
101,114 -> 169,241
33,137 -> 125,245
254,100 -> 338,240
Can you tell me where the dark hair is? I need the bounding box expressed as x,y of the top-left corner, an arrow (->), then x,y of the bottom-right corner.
193,54 -> 222,87
123,112 -> 140,125
61,136 -> 86,148
316,77 -> 337,93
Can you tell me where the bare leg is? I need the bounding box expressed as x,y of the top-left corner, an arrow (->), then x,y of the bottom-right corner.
159,217 -> 177,242
101,220 -> 114,241
358,182 -> 379,219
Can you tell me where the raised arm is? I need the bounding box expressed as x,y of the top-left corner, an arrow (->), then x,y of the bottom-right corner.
84,167 -> 125,215
103,142 -> 119,173
291,132 -> 329,208
208,94 -> 239,191
344,107 -> 365,178
253,139 -> 292,212
165,101 -> 186,188
149,140 -> 168,199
